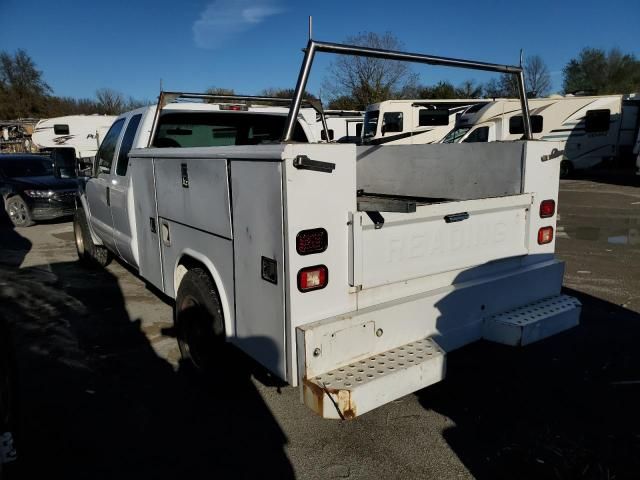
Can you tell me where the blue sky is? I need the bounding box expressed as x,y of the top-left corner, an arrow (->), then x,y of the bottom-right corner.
1,0 -> 638,101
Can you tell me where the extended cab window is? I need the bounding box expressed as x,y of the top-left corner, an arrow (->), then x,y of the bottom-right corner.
116,114 -> 142,176
585,109 -> 610,133
153,112 -> 307,147
97,118 -> 125,174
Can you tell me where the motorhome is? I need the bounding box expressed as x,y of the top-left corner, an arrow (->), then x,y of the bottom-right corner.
321,110 -> 364,143
442,95 -> 640,176
75,41 -> 580,419
362,99 -> 490,145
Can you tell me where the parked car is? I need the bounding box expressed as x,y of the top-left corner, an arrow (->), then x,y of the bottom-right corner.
0,154 -> 77,227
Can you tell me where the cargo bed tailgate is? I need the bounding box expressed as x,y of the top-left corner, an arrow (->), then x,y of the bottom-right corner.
350,193 -> 532,289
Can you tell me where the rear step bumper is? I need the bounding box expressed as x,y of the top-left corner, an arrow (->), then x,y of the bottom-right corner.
303,337 -> 445,419
299,293 -> 580,419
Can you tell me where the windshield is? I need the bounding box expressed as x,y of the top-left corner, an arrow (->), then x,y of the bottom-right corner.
362,110 -> 379,140
442,127 -> 470,144
0,157 -> 54,178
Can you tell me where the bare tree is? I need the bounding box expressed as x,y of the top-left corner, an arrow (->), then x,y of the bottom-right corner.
525,55 -> 551,97
323,32 -> 415,109
205,86 -> 235,96
95,88 -> 126,115
455,80 -> 483,98
0,49 -> 51,118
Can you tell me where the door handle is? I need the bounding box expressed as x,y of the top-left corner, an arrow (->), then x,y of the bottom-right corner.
106,186 -> 110,206
444,212 -> 469,223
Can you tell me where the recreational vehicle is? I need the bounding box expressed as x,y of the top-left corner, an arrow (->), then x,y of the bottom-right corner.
362,99 -> 490,145
442,95 -> 640,176
32,115 -> 117,159
321,110 -> 364,143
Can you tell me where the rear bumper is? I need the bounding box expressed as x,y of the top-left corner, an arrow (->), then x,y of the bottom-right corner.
297,259 -> 581,417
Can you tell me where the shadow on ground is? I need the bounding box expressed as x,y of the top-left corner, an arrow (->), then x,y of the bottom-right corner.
419,287 -> 640,480
0,221 -> 294,479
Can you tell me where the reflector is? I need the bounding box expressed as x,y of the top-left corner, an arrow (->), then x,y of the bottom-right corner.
538,226 -> 554,245
297,265 -> 328,292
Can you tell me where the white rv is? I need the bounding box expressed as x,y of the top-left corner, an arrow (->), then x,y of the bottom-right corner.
362,99 -> 490,145
32,115 -> 117,159
442,95 -> 640,176
321,110 -> 364,143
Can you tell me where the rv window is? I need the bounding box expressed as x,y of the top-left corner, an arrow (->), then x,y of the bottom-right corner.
363,111 -> 379,139
509,115 -> 543,134
320,129 -> 335,141
418,109 -> 450,126
442,127 -> 470,143
53,124 -> 70,135
382,112 -> 403,134
462,126 -> 489,143
116,114 -> 142,176
96,118 -> 125,175
355,123 -> 362,137
585,109 -> 610,133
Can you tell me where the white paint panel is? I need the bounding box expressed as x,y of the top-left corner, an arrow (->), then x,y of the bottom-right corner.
231,161 -> 287,379
355,194 -> 531,289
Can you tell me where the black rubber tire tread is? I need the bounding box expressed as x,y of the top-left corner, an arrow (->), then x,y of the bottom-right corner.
73,208 -> 109,268
175,267 -> 226,372
6,196 -> 34,228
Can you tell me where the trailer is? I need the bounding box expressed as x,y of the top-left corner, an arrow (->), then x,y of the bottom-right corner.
75,39 -> 581,419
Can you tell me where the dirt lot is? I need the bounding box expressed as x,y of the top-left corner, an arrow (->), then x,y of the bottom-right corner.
1,177 -> 639,480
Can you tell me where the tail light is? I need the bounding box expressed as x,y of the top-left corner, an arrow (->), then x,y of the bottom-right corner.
540,199 -> 555,218
297,265 -> 328,292
538,226 -> 554,245
296,228 -> 328,255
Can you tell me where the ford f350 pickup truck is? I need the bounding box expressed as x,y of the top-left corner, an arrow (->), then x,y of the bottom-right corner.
75,41 -> 581,419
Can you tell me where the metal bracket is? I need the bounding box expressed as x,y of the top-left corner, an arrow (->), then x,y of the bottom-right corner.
293,155 -> 335,173
365,211 -> 385,229
541,148 -> 564,162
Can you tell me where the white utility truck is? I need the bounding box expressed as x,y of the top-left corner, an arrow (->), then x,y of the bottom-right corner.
75,41 -> 581,419
362,99 -> 489,145
442,94 -> 640,177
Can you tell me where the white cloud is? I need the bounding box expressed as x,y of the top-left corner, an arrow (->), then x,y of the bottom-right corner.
193,0 -> 284,49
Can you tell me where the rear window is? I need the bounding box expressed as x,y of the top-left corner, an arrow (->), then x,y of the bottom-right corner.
153,112 -> 308,147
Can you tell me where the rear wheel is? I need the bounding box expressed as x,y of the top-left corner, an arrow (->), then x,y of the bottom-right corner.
6,196 -> 33,228
175,268 -> 225,372
560,160 -> 574,179
73,209 -> 109,267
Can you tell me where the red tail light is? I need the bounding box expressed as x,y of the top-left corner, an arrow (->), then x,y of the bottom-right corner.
540,199 -> 555,218
296,228 -> 328,255
297,265 -> 328,292
538,226 -> 554,245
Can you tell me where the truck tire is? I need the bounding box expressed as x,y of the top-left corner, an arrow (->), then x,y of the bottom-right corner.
73,209 -> 109,267
6,196 -> 34,228
560,160 -> 573,179
175,268 -> 225,372
0,319 -> 18,474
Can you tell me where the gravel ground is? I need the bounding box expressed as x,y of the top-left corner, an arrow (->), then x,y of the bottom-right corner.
1,176 -> 639,480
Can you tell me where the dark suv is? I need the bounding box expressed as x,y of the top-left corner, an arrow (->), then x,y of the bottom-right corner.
0,154 -> 78,227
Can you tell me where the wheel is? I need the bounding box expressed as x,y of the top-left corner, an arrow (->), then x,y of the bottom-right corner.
560,160 -> 573,179
175,268 -> 225,372
73,209 -> 109,267
6,196 -> 33,228
0,320 -> 18,471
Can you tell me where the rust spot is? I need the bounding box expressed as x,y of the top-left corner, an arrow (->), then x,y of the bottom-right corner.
302,377 -> 324,415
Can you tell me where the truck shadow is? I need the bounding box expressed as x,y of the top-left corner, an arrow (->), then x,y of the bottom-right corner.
0,226 -> 294,479
419,287 -> 640,480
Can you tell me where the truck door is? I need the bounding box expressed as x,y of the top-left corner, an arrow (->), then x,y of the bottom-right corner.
85,117 -> 125,252
109,114 -> 142,267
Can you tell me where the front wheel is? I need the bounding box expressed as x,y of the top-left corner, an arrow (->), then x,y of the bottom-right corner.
6,196 -> 33,228
175,268 -> 226,372
73,209 -> 109,267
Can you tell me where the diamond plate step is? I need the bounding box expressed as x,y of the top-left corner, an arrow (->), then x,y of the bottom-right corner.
302,337 -> 445,419
483,294 -> 581,346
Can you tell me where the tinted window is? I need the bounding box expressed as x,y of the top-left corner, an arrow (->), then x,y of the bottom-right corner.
54,124 -> 70,135
96,118 -> 125,174
0,157 -> 53,177
509,115 -> 543,134
363,110 -> 379,139
463,126 -> 489,143
153,112 -> 307,147
419,109 -> 450,126
382,112 -> 403,133
442,127 -> 470,144
116,114 -> 142,176
585,109 -> 610,133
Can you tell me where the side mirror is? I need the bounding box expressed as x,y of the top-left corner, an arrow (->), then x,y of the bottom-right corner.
77,157 -> 95,177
